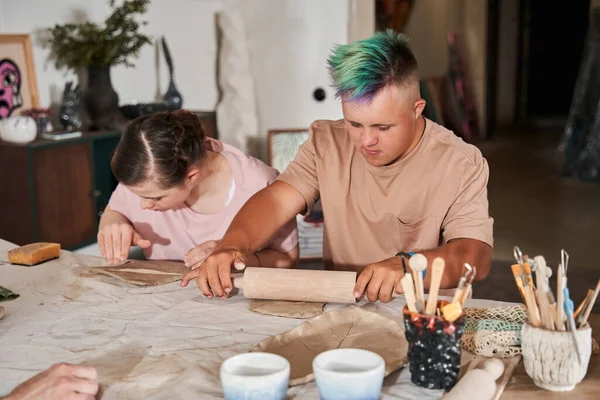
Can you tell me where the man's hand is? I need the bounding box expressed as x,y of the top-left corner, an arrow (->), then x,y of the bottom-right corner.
184,240 -> 218,269
97,223 -> 150,264
4,363 -> 98,400
353,256 -> 404,303
180,248 -> 247,298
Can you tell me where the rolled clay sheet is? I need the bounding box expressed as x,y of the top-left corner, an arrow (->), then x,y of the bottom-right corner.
251,307 -> 408,386
85,260 -> 189,286
249,300 -> 325,319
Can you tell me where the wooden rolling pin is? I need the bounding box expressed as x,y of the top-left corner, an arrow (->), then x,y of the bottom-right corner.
233,267 -> 406,304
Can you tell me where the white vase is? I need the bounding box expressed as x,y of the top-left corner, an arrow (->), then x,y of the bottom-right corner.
521,322 -> 592,391
0,116 -> 37,144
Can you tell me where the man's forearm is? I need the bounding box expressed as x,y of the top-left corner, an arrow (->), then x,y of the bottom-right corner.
217,182 -> 305,254
408,238 -> 492,289
245,246 -> 299,269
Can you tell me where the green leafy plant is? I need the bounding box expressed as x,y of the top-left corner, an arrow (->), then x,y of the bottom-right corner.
45,0 -> 152,70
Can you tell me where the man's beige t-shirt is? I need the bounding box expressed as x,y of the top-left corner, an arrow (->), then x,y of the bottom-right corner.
277,118 -> 494,272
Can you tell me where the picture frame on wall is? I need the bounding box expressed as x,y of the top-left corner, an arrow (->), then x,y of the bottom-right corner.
267,128 -> 324,261
0,34 -> 39,119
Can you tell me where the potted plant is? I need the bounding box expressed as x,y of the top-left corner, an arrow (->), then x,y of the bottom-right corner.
46,0 -> 152,130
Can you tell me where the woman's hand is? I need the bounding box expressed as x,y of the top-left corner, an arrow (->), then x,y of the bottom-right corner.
97,223 -> 150,264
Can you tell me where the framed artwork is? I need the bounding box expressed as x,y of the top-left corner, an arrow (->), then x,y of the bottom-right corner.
0,34 -> 39,119
267,128 -> 324,261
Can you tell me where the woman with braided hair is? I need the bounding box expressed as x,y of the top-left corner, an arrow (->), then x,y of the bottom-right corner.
98,110 -> 298,271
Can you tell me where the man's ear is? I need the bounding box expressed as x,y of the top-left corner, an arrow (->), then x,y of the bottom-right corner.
414,98 -> 426,119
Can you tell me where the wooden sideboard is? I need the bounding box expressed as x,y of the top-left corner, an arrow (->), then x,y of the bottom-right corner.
0,111 -> 218,250
0,131 -> 122,250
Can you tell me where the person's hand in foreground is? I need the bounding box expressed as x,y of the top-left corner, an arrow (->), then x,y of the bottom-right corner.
3,363 -> 98,400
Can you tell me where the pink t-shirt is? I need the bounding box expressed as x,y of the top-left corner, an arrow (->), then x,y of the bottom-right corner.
107,138 -> 298,260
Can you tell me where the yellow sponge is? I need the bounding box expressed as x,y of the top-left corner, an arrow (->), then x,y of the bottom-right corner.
8,243 -> 61,266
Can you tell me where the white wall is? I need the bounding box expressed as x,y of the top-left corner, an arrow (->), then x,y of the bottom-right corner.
404,0 -> 463,78
0,0 -> 347,155
0,0 -> 223,110
232,0 -> 347,137
404,0 -> 488,136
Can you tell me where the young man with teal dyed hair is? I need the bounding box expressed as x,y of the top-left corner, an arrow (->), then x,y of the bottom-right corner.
182,30 -> 494,303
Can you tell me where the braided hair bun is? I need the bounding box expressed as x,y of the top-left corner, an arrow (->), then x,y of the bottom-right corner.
111,110 -> 208,189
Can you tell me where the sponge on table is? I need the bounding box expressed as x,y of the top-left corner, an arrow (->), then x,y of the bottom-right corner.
8,243 -> 61,266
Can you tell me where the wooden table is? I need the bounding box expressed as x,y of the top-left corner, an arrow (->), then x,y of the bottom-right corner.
502,314 -> 599,399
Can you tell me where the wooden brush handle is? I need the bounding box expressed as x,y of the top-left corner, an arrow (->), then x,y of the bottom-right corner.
425,258 -> 445,315
401,274 -> 418,312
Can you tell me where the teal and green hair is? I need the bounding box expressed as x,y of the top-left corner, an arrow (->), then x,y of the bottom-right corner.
327,29 -> 418,103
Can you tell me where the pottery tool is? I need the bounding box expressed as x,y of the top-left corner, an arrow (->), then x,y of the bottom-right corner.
409,253 -> 428,312
578,279 -> 600,327
452,263 -> 472,304
444,358 -> 505,400
555,262 -> 566,330
425,257 -> 445,315
510,265 -> 541,327
510,264 -> 527,303
400,273 -> 418,313
533,256 -> 554,330
458,265 -> 476,307
514,247 -> 541,326
233,268 -> 360,304
563,287 -> 582,364
574,289 -> 593,320
441,301 -> 463,322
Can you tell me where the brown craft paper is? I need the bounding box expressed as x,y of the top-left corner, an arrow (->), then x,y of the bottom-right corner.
85,260 -> 189,286
251,307 -> 408,386
249,299 -> 325,319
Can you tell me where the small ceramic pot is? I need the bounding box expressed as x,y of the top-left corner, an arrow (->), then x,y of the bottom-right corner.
521,322 -> 592,391
313,348 -> 385,400
220,352 -> 289,400
0,116 -> 37,144
403,301 -> 464,391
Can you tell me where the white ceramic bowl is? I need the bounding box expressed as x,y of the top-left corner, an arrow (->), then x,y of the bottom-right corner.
0,116 -> 37,144
313,348 -> 385,400
220,352 -> 290,400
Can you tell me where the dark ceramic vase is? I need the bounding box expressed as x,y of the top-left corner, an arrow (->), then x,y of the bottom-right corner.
83,65 -> 119,130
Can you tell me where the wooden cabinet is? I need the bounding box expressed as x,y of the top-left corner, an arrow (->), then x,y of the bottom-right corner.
0,111 -> 218,250
0,131 -> 121,250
